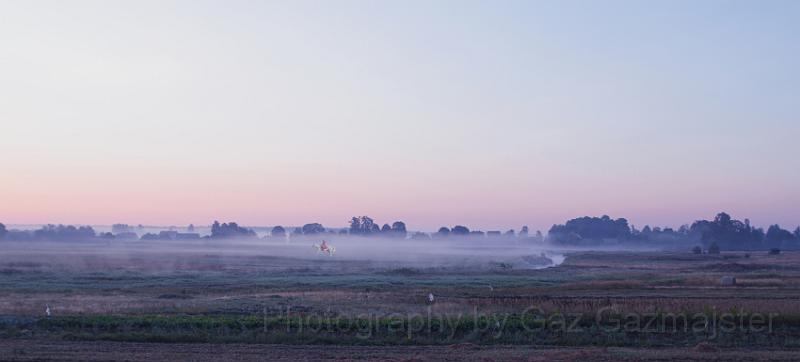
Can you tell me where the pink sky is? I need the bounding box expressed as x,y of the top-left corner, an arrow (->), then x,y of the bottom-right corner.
1,1 -> 798,231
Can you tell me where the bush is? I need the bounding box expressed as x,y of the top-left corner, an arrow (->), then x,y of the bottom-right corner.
708,242 -> 720,254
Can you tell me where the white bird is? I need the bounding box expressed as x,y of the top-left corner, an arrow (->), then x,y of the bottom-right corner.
45,304 -> 51,317
428,293 -> 435,303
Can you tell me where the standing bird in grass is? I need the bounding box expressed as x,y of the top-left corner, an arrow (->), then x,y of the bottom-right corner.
45,304 -> 51,317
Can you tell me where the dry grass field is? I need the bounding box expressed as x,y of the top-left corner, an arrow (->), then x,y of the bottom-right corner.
2,240 -> 800,360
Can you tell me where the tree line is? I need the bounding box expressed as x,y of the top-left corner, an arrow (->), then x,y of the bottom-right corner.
548,212 -> 800,251
1,212 -> 797,250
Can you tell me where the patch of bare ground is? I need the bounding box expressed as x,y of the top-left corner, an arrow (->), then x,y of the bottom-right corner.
0,340 -> 799,361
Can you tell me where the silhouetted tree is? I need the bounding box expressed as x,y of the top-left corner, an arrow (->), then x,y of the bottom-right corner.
690,212 -> 763,250
381,224 -> 392,234
795,227 -> 800,240
210,221 -> 256,239
765,225 -> 796,249
349,217 -> 361,233
708,241 -> 720,254
32,224 -> 96,241
271,226 -> 286,238
519,226 -> 529,238
436,227 -> 450,238
391,221 -> 407,238
349,216 -> 377,235
451,225 -> 470,236
187,224 -> 195,232
112,224 -> 132,234
0,223 -> 7,239
302,223 -> 325,234
548,215 -> 631,244
411,232 -> 430,240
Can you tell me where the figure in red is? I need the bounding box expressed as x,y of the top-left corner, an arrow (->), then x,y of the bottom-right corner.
313,240 -> 336,256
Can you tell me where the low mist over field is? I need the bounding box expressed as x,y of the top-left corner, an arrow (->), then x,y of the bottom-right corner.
2,211 -> 798,280
0,233 -> 564,273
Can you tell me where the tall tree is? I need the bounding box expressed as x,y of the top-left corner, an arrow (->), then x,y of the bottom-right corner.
302,223 -> 325,234
548,215 -> 631,244
391,221 -> 407,238
349,216 -> 377,235
766,225 -> 796,249
210,221 -> 256,239
271,226 -> 286,238
690,212 -> 763,249
451,225 -> 470,236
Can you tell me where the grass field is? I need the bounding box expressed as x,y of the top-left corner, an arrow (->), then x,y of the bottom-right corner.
1,239 -> 800,360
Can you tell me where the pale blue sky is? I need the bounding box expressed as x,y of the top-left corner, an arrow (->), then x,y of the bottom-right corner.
0,1 -> 798,231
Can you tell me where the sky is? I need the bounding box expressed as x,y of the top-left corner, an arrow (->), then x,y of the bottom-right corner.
0,0 -> 798,232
